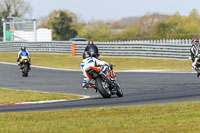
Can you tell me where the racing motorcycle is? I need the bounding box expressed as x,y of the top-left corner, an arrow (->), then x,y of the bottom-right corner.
19,56 -> 30,77
85,64 -> 123,98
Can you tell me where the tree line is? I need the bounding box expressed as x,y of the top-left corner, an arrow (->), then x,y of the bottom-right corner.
75,9 -> 200,41
38,9 -> 200,41
0,0 -> 200,41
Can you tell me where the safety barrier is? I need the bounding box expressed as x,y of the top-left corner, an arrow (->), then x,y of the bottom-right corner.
0,41 -> 72,54
0,39 -> 192,60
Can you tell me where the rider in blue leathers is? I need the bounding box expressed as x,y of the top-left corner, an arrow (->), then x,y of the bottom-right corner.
17,46 -> 31,69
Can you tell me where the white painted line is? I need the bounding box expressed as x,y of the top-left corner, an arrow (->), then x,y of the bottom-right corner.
18,99 -> 71,104
0,62 -> 80,71
0,88 -> 90,105
0,62 -> 17,66
117,70 -> 165,72
31,65 -> 80,71
117,70 -> 195,73
17,95 -> 90,104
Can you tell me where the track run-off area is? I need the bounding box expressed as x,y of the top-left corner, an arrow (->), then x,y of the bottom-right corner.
1,63 -> 200,112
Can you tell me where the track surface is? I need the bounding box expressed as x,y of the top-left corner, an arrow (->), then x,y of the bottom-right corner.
0,63 -> 200,112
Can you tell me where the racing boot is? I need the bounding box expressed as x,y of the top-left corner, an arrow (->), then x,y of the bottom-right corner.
18,64 -> 22,72
82,80 -> 88,90
82,83 -> 95,90
194,66 -> 200,78
86,83 -> 97,92
86,83 -> 95,88
82,84 -> 88,90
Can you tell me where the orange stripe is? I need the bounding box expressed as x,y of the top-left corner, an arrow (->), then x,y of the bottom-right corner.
85,66 -> 102,79
90,66 -> 102,71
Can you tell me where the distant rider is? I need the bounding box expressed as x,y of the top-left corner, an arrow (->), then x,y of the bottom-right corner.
84,41 -> 100,58
17,46 -> 31,69
190,38 -> 200,77
80,51 -> 109,89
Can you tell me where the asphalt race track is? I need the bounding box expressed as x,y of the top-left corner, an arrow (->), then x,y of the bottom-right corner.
1,63 -> 200,112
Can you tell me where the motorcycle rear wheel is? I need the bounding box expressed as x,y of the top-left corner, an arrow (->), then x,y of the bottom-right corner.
95,78 -> 111,98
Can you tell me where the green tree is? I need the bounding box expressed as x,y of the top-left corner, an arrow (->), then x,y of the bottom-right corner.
0,0 -> 32,37
0,0 -> 32,18
167,10 -> 200,39
52,11 -> 77,40
188,9 -> 200,20
120,23 -> 141,40
78,20 -> 115,41
154,23 -> 169,39
39,10 -> 78,41
39,10 -> 78,28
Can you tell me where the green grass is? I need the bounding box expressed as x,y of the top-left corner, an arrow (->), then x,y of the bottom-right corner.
102,57 -> 192,71
0,88 -> 82,104
0,52 -> 193,71
0,102 -> 200,133
0,52 -> 198,132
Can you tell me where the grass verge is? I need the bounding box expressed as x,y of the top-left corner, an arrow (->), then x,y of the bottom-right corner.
0,52 -> 193,71
0,101 -> 200,133
0,88 -> 82,104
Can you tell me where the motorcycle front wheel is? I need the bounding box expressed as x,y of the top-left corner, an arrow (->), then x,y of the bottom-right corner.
22,64 -> 28,77
114,82 -> 123,97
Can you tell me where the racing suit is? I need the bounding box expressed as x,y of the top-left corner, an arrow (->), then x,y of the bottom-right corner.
190,45 -> 200,77
80,57 -> 109,89
17,50 -> 31,66
190,44 -> 198,62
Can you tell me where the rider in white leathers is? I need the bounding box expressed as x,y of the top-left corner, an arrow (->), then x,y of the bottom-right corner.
190,38 -> 200,77
81,51 -> 109,89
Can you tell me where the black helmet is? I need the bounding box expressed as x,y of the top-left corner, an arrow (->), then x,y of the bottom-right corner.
83,51 -> 92,59
21,46 -> 26,52
88,41 -> 94,45
83,51 -> 97,59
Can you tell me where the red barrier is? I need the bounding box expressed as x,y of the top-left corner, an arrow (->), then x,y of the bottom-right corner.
71,42 -> 75,56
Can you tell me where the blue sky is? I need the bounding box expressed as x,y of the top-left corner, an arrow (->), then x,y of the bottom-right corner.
27,0 -> 200,21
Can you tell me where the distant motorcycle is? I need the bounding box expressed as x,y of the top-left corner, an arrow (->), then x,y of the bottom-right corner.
86,64 -> 123,98
19,56 -> 30,77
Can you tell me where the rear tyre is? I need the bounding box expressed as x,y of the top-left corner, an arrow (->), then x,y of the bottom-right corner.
95,78 -> 111,98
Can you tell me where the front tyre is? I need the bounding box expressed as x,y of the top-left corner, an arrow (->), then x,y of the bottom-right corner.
114,82 -> 123,97
23,64 -> 29,77
95,78 -> 111,98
